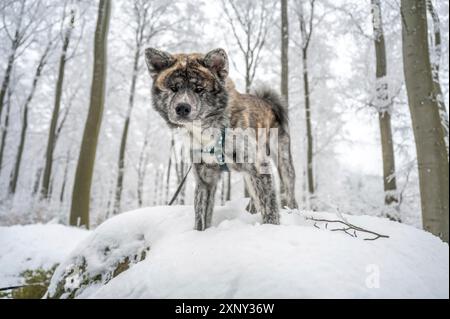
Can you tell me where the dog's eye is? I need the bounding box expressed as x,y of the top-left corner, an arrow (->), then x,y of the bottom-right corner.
171,86 -> 178,93
194,87 -> 204,94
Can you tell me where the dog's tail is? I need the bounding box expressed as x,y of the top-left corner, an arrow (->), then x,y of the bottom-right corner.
254,87 -> 289,133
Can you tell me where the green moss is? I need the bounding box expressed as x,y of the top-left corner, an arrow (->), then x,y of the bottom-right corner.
8,266 -> 57,299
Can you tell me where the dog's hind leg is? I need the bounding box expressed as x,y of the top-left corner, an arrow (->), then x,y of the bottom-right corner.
277,131 -> 298,209
193,164 -> 221,231
244,167 -> 279,224
245,178 -> 258,214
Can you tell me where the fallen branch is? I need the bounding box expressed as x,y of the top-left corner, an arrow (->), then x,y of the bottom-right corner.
305,216 -> 389,241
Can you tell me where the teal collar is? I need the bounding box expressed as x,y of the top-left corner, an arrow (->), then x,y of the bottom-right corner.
199,128 -> 229,172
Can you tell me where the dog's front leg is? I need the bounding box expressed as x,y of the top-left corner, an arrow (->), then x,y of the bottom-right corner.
193,164 -> 220,231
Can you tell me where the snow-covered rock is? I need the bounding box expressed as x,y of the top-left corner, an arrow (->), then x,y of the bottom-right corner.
0,223 -> 89,287
45,199 -> 449,299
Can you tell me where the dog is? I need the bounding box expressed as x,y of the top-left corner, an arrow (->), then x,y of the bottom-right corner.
144,48 -> 298,230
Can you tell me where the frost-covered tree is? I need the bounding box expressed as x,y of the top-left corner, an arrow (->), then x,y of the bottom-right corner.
9,39 -> 54,195
0,0 -> 49,175
112,0 -> 172,215
40,3 -> 76,200
221,0 -> 275,94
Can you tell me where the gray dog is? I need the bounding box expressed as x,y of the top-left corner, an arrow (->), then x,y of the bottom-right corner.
145,48 -> 298,230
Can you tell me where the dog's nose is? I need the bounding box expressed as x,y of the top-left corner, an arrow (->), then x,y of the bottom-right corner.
175,103 -> 191,117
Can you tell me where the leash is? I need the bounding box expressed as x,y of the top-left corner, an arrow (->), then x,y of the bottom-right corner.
168,128 -> 228,206
0,283 -> 45,292
168,164 -> 192,205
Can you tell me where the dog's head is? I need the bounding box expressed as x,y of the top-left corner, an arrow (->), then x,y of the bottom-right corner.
144,48 -> 229,128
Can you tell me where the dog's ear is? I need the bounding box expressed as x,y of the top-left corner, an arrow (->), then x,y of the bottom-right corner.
203,48 -> 229,80
145,48 -> 174,77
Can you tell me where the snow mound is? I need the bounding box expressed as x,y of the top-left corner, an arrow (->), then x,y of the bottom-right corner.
47,199 -> 448,299
0,223 -> 89,287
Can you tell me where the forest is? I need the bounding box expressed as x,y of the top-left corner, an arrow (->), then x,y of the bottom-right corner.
0,0 -> 448,299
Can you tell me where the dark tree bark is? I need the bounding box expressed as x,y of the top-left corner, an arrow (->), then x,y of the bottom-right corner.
226,172 -> 231,201
426,0 -> 448,157
0,47 -> 17,125
401,0 -> 449,242
70,0 -> 111,228
32,167 -> 43,196
0,88 -> 12,174
59,151 -> 70,203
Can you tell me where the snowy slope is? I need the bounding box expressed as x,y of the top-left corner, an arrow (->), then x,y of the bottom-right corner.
44,199 -> 448,299
0,223 -> 89,287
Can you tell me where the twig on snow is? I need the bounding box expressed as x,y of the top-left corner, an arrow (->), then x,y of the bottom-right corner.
305,216 -> 390,241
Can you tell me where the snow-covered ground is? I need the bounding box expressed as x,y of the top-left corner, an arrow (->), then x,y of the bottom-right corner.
1,199 -> 449,298
0,223 -> 89,287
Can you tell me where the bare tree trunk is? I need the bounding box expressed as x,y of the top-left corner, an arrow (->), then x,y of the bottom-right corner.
9,41 -> 52,194
178,148 -> 187,205
221,175 -> 226,205
371,0 -> 399,217
164,137 -> 174,204
0,37 -> 18,122
113,43 -> 141,214
32,167 -> 43,196
172,144 -> 189,205
426,0 -> 449,157
137,130 -> 149,207
59,155 -> 69,203
0,88 -> 12,174
137,170 -> 145,206
302,49 -> 314,197
70,0 -> 111,228
401,0 -> 449,242
57,149 -> 71,203
0,26 -> 21,174
9,99 -> 29,195
279,0 -> 297,208
165,154 -> 172,204
226,172 -> 231,201
298,1 -> 316,205
41,8 -> 75,200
